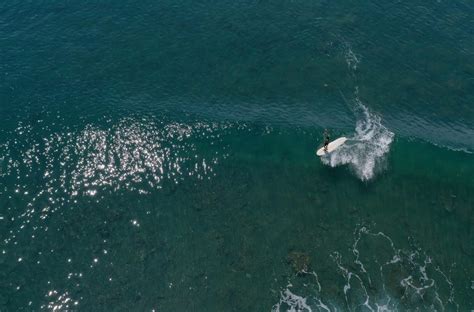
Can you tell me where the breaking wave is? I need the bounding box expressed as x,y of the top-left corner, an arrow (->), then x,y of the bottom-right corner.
321,96 -> 394,181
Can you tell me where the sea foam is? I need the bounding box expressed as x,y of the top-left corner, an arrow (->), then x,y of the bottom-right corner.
271,226 -> 459,311
321,96 -> 394,181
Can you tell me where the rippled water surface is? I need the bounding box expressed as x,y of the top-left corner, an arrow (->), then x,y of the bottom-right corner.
1,0 -> 473,311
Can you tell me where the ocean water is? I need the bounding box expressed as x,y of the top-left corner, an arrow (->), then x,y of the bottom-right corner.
1,0 -> 473,311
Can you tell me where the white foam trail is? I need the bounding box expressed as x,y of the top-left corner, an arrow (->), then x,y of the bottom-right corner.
321,97 -> 394,181
272,288 -> 313,312
344,46 -> 360,71
321,41 -> 394,181
271,225 -> 460,311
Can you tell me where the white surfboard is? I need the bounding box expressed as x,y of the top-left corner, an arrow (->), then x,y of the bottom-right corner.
316,137 -> 347,156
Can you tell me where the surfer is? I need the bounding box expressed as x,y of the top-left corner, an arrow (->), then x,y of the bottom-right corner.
317,131 -> 347,157
323,129 -> 330,151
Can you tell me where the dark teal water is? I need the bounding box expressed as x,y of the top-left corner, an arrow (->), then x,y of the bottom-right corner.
1,1 -> 473,311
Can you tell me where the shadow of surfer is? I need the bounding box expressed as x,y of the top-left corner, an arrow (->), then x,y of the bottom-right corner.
323,129 -> 330,152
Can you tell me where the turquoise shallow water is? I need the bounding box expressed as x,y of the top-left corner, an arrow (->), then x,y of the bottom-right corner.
1,1 -> 474,311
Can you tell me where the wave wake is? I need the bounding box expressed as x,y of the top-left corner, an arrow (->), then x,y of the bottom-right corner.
320,41 -> 394,181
